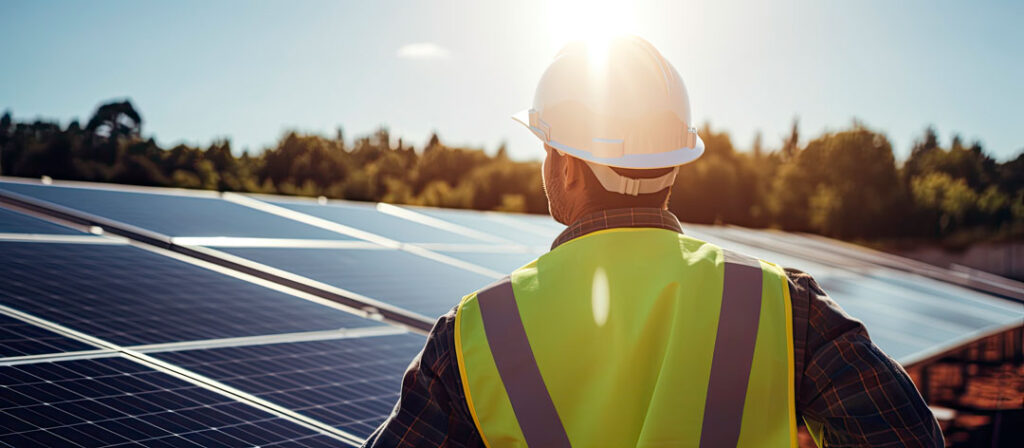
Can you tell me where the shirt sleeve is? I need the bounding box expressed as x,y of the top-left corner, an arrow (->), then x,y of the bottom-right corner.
362,308 -> 484,448
787,269 -> 945,447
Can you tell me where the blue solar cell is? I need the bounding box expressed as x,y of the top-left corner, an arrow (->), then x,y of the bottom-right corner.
0,241 -> 380,345
0,181 -> 353,239
0,314 -> 95,358
269,198 -> 493,245
153,333 -> 425,439
0,207 -> 84,235
220,246 -> 494,318
0,356 -> 346,447
407,206 -> 555,247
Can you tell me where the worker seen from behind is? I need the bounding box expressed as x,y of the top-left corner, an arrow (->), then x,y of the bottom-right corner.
365,36 -> 943,447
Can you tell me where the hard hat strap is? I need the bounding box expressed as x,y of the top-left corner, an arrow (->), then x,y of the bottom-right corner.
584,161 -> 679,196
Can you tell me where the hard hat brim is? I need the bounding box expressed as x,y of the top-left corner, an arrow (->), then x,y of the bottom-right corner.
511,110 -> 705,169
511,109 -> 543,138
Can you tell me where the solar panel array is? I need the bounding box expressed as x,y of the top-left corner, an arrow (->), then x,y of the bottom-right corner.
0,189 -> 416,446
1,176 -> 1021,446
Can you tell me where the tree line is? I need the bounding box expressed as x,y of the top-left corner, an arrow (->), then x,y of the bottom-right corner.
1,100 -> 1021,246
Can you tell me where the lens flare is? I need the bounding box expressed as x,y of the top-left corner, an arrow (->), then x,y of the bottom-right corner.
592,266 -> 610,326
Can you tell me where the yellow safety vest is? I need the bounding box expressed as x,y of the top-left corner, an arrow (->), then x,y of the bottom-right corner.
455,228 -> 797,447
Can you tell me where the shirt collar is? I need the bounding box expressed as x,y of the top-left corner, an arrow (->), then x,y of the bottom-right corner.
551,207 -> 684,250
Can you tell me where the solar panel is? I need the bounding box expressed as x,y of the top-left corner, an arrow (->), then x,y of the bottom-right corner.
0,356 -> 345,447
684,226 -> 1024,363
0,207 -> 84,235
491,212 -> 565,235
403,206 -> 555,247
700,226 -> 1024,299
152,333 -> 426,439
0,241 -> 381,346
0,181 -> 353,240
433,249 -> 539,273
0,314 -> 95,358
267,197 -> 494,245
219,246 -> 495,318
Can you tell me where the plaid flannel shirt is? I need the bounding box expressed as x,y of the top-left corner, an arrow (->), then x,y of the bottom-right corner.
364,208 -> 944,447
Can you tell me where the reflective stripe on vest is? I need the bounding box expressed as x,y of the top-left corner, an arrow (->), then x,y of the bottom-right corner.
700,250 -> 762,447
477,277 -> 572,448
455,228 -> 797,447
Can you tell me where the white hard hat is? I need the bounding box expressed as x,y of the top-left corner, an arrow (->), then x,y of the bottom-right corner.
513,36 -> 703,195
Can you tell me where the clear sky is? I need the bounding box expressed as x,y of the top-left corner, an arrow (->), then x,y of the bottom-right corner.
2,0 -> 1022,161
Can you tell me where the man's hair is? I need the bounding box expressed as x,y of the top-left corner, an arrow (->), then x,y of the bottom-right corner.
556,151 -> 674,209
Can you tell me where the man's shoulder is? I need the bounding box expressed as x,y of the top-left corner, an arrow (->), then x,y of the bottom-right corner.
783,267 -> 817,291
783,267 -> 850,319
422,306 -> 461,374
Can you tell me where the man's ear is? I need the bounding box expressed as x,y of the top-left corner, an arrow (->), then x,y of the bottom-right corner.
563,155 -> 585,189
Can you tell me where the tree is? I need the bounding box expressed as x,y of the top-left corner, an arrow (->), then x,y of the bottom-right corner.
751,131 -> 763,159
781,117 -> 800,160
770,124 -> 903,238
1,99 -> 1020,246
911,173 -> 979,233
79,100 -> 144,167
670,124 -> 761,226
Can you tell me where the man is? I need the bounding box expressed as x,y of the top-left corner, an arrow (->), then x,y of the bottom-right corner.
365,36 -> 942,447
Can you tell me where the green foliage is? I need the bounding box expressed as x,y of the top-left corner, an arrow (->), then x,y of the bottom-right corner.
808,185 -> 842,235
0,99 -> 1021,245
772,125 -> 905,238
912,173 -> 977,231
670,125 -> 765,227
415,180 -> 474,209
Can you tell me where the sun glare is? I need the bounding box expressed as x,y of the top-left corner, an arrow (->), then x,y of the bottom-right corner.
546,0 -> 637,48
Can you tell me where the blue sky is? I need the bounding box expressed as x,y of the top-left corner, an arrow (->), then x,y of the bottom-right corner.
2,0 -> 1022,161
